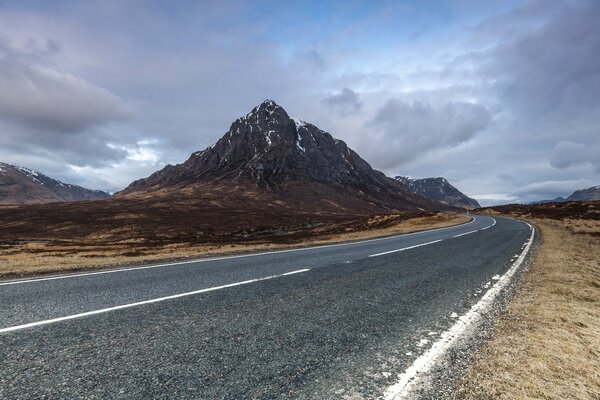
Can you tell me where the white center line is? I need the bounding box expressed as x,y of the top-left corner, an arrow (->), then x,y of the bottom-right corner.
453,230 -> 478,238
0,217 -> 477,286
0,269 -> 310,334
368,240 -> 443,258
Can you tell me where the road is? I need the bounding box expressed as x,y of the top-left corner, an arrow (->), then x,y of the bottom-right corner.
0,215 -> 533,399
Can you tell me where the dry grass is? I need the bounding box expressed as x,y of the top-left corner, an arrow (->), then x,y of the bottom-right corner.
458,217 -> 600,399
0,212 -> 468,278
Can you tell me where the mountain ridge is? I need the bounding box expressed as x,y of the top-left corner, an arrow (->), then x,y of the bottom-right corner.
0,162 -> 110,205
395,176 -> 480,210
530,185 -> 600,204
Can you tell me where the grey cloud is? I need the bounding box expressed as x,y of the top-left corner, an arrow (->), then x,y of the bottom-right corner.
0,36 -> 128,133
550,141 -> 600,172
480,1 -> 600,119
514,179 -> 589,200
390,0 -> 600,204
362,99 -> 491,169
323,88 -> 362,116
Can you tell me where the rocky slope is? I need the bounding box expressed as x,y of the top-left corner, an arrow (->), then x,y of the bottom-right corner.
0,163 -> 110,205
566,185 -> 600,201
395,176 -> 480,210
118,100 -> 451,214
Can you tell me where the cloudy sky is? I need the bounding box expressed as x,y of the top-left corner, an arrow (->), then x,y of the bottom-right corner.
0,0 -> 598,204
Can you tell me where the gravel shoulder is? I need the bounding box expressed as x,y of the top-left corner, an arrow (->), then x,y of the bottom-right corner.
455,217 -> 600,400
394,218 -> 540,400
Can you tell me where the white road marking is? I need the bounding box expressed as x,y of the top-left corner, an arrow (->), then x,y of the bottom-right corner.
480,218 -> 496,231
452,230 -> 477,238
0,217 -> 478,286
0,269 -> 310,333
382,222 -> 535,400
368,240 -> 442,258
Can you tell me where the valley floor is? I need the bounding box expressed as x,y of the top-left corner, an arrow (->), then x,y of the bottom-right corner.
0,212 -> 468,278
457,209 -> 600,399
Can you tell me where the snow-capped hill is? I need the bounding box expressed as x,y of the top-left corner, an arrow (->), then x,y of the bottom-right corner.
566,185 -> 600,201
395,176 -> 480,210
118,100 -> 454,213
0,162 -> 110,205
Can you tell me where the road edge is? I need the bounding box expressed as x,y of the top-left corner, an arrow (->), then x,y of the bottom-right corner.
381,217 -> 536,400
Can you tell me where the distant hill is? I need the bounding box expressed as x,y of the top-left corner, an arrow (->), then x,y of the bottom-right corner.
395,176 -> 480,210
567,185 -> 600,201
530,185 -> 600,204
0,162 -> 110,205
529,196 -> 567,205
118,100 -> 454,214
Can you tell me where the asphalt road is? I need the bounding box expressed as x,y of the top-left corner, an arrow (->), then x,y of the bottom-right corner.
0,215 -> 532,399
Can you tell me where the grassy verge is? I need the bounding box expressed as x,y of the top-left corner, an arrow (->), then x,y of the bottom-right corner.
0,212 -> 468,278
458,217 -> 600,399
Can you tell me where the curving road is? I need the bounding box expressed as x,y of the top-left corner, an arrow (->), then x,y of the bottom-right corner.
0,215 -> 533,399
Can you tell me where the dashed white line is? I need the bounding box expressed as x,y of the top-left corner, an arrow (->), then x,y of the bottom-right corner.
480,218 -> 496,231
0,269 -> 310,333
452,230 -> 478,238
381,221 -> 535,400
368,240 -> 443,258
0,217 -> 477,286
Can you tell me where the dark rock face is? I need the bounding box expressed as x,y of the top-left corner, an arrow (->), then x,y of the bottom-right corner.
0,163 -> 110,205
567,185 -> 600,201
120,100 -> 451,213
395,176 -> 480,210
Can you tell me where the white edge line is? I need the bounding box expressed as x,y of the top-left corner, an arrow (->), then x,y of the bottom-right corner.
382,221 -> 535,400
368,240 -> 443,258
452,229 -> 478,238
0,269 -> 310,333
0,216 -> 478,286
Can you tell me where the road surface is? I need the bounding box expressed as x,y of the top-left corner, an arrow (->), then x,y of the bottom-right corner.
0,215 -> 533,399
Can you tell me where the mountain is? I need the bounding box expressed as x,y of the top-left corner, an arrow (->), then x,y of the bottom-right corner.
529,196 -> 567,205
0,163 -> 110,205
395,176 -> 480,210
530,185 -> 600,204
566,185 -> 600,201
118,100 -> 452,214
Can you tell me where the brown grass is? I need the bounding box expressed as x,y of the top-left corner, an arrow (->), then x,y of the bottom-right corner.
0,212 -> 468,278
458,216 -> 600,399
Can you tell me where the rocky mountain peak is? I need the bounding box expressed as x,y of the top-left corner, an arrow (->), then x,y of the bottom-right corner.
117,100 -> 458,212
124,100 -> 389,192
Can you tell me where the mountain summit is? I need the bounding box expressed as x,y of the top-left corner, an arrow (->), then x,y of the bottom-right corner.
119,100 -> 451,213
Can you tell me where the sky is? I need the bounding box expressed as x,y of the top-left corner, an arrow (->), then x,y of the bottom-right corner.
0,0 -> 598,205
